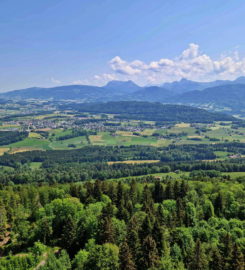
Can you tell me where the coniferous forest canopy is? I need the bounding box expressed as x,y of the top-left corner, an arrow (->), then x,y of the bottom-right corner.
0,99 -> 244,269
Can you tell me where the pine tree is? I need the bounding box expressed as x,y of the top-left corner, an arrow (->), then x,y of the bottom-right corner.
220,233 -> 233,269
127,217 -> 141,266
99,217 -> 115,244
156,204 -> 165,226
119,241 -> 136,270
176,198 -> 185,226
209,246 -> 222,270
129,180 -> 138,205
189,239 -> 208,270
125,200 -> 133,217
173,181 -> 181,200
116,181 -> 124,207
93,180 -> 102,200
142,185 -> 154,214
153,180 -> 164,203
230,243 -> 244,270
0,204 -> 7,239
165,181 -> 174,199
214,192 -> 225,217
60,214 -> 77,255
180,180 -> 189,198
139,215 -> 152,243
152,221 -> 169,257
108,183 -> 117,204
140,235 -> 159,270
101,202 -> 114,219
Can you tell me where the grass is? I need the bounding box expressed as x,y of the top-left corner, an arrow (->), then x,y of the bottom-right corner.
8,138 -> 52,150
89,132 -> 170,147
49,136 -> 88,150
0,165 -> 14,171
222,172 -> 245,178
141,129 -> 156,136
30,162 -> 42,169
115,131 -> 134,136
29,132 -> 43,139
89,134 -> 104,144
214,151 -> 230,158
175,123 -> 191,128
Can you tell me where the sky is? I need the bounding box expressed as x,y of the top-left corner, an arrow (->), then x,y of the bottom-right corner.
1,0 -> 245,91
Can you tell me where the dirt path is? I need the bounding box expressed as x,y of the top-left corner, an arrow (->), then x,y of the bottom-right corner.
0,231 -> 10,247
34,252 -> 48,270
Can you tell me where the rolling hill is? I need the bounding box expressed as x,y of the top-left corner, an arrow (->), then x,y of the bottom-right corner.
66,101 -> 236,123
172,84 -> 245,110
1,77 -> 245,115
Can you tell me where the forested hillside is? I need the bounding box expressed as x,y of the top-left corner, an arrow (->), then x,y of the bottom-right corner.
0,177 -> 244,269
66,101 -> 235,122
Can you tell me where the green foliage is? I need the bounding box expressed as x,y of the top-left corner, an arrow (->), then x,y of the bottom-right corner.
0,176 -> 244,269
0,131 -> 28,146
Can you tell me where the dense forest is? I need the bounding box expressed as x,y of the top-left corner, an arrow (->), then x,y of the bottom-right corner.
0,177 -> 244,269
56,129 -> 97,141
0,131 -> 28,146
61,101 -> 235,123
1,157 -> 245,185
1,142 -> 245,168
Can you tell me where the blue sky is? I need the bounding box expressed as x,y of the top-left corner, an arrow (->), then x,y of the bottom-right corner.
1,0 -> 245,91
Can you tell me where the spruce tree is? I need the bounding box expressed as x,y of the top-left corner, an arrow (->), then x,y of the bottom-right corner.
189,239 -> 208,270
139,215 -> 152,243
152,220 -> 165,256
140,235 -> 159,270
60,214 -> 77,255
119,241 -> 136,270
153,180 -> 164,203
209,246 -> 222,270
220,233 -> 233,269
99,216 -> 115,244
214,192 -> 225,217
230,243 -> 244,270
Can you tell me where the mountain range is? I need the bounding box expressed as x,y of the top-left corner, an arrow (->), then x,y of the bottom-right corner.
1,76 -> 245,115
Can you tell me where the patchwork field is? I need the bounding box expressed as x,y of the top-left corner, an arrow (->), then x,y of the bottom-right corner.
0,118 -> 244,156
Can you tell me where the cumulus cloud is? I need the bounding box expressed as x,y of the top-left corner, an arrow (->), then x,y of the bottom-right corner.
110,56 -> 142,75
106,43 -> 245,85
71,44 -> 245,87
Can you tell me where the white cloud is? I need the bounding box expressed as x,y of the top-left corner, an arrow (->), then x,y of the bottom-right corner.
180,43 -> 199,59
51,77 -> 61,84
110,56 -> 141,75
105,43 -> 245,85
72,44 -> 245,87
94,73 -> 116,81
71,79 -> 90,85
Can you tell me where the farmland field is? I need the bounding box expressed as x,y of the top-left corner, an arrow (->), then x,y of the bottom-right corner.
0,118 -> 244,155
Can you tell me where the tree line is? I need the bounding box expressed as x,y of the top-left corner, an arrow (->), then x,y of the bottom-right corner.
1,142 -> 245,168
